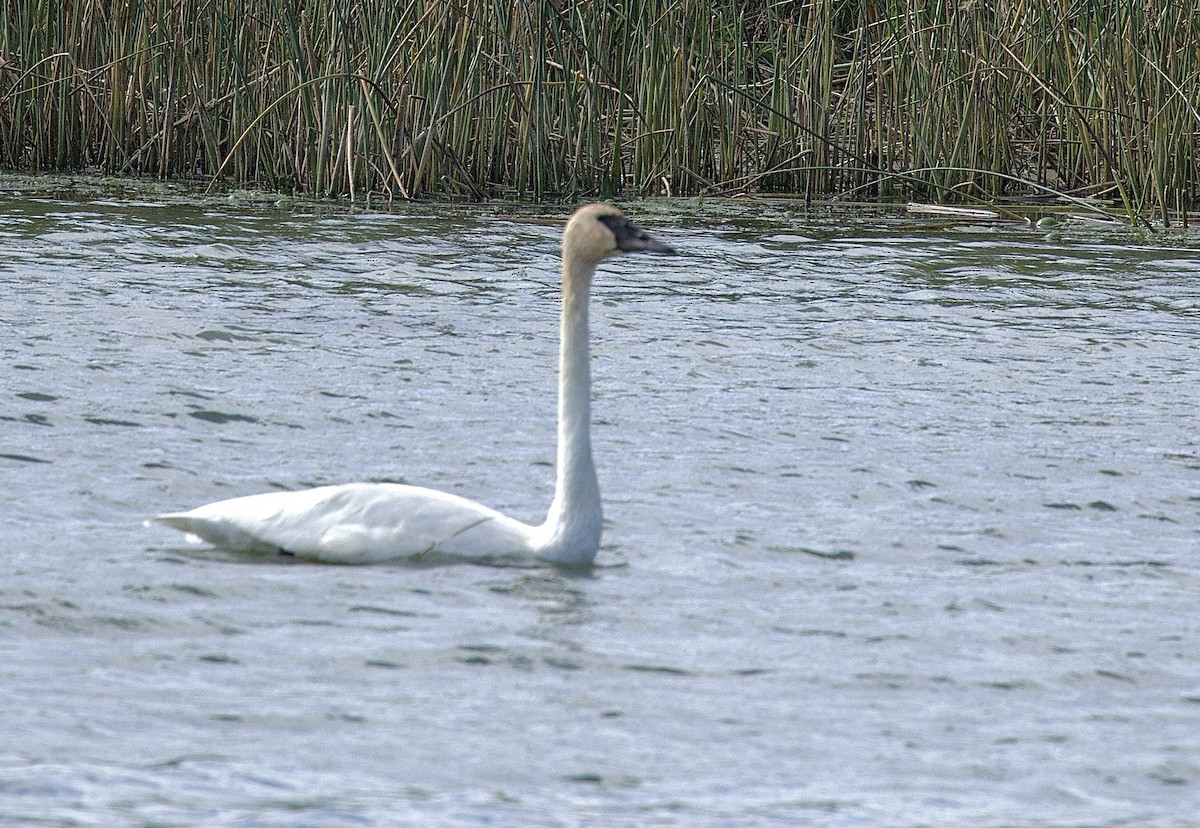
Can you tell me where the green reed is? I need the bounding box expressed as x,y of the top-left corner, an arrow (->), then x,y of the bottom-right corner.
1,0 -> 1196,219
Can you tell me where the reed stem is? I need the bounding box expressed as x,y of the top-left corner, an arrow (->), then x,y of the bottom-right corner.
1,0 -> 1195,217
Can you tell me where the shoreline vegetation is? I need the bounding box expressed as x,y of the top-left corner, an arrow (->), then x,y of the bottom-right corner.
1,2 -> 1197,225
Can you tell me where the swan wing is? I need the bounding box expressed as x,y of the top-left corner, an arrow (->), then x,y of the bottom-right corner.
153,482 -> 536,563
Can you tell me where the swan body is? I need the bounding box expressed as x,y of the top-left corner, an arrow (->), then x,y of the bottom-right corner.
154,484 -> 538,564
153,204 -> 676,565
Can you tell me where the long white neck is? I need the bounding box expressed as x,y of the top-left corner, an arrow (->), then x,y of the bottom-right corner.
536,254 -> 602,563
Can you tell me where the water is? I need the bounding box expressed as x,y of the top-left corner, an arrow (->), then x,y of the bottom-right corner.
2,193 -> 1199,826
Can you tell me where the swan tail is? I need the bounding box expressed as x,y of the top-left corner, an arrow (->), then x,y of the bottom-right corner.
151,512 -> 282,554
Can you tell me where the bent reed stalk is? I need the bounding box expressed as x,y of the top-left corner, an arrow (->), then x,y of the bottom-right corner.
1,1 -> 1196,220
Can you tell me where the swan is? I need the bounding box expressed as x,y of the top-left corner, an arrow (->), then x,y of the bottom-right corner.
152,204 -> 677,565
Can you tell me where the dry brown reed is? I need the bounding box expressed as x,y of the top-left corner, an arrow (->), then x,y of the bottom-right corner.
1,1 -> 1196,220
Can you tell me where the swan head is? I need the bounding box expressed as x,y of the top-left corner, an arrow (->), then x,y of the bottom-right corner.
563,204 -> 676,267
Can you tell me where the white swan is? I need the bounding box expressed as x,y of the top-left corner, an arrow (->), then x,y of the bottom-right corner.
153,204 -> 676,565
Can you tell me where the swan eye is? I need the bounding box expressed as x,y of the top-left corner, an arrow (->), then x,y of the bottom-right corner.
596,214 -> 629,245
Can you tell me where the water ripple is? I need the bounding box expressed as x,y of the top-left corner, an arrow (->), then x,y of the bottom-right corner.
1,195 -> 1198,825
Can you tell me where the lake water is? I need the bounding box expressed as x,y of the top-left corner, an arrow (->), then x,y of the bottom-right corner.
1,193 -> 1198,826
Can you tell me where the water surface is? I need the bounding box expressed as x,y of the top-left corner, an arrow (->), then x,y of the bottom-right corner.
1,195 -> 1198,825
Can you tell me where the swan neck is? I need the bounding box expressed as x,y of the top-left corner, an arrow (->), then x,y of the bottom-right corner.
540,252 -> 602,561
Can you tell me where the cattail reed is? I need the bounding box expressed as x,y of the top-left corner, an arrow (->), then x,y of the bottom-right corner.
1,1 -> 1196,219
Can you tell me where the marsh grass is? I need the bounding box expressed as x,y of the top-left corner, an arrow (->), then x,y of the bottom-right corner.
1,1 -> 1196,220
